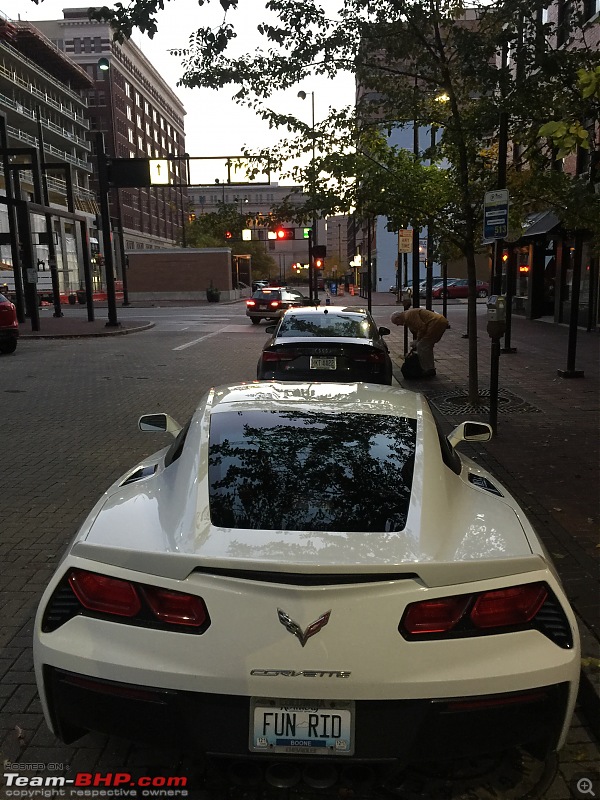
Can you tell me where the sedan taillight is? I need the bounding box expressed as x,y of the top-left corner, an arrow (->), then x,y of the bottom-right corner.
246,300 -> 256,307
269,301 -> 281,308
352,350 -> 385,363
401,583 -> 549,637
262,350 -> 295,362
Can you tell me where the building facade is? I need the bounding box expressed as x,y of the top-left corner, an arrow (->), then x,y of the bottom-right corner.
35,8 -> 188,256
0,13 -> 97,292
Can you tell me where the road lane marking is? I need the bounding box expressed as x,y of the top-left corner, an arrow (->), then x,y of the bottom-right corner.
173,329 -> 225,350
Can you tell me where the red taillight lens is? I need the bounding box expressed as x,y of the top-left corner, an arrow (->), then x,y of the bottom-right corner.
402,595 -> 470,634
69,569 -> 141,617
246,300 -> 256,307
353,350 -> 385,363
470,584 -> 547,628
142,586 -> 208,628
269,301 -> 280,308
262,350 -> 295,362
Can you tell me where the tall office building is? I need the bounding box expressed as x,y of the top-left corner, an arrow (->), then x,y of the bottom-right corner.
35,8 -> 188,254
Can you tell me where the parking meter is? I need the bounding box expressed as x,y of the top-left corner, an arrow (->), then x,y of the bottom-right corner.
487,295 -> 506,339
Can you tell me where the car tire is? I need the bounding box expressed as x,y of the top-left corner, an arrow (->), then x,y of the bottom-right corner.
477,289 -> 488,298
251,318 -> 261,325
0,338 -> 17,354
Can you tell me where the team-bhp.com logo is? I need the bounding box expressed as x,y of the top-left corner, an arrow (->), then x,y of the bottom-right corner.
3,772 -> 188,796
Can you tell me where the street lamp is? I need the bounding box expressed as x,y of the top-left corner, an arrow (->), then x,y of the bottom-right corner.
298,89 -> 318,301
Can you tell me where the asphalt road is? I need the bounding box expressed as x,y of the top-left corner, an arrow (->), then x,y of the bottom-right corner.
1,302 -> 598,800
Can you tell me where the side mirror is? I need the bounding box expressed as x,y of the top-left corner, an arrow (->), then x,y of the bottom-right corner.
378,326 -> 391,336
448,421 -> 492,448
138,413 -> 182,438
265,325 -> 276,334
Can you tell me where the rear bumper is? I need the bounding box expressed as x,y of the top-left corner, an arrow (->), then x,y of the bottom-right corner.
0,327 -> 18,339
44,666 -> 569,762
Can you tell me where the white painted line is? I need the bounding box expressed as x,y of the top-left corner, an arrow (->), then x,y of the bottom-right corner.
173,329 -> 224,351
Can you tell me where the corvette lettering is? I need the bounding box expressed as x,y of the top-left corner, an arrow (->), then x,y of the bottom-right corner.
250,669 -> 351,678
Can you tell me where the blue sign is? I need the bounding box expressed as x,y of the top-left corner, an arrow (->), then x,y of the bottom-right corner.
484,190 -> 509,240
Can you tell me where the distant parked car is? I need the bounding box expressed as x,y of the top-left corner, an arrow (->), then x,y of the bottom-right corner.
0,291 -> 18,354
257,306 -> 393,384
431,279 -> 489,299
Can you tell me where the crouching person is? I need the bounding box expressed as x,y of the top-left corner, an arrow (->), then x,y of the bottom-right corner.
390,308 -> 450,377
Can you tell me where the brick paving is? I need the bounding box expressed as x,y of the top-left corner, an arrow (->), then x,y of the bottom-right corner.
1,295 -> 599,799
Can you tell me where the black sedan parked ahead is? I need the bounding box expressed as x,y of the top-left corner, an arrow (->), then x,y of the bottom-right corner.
257,306 -> 394,384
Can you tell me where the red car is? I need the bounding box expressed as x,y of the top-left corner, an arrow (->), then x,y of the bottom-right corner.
0,290 -> 19,354
431,279 -> 489,299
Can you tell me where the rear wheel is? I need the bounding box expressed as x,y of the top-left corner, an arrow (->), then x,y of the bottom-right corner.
0,338 -> 17,354
251,318 -> 261,325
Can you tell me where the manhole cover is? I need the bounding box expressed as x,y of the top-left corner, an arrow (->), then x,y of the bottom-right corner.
428,388 -> 541,415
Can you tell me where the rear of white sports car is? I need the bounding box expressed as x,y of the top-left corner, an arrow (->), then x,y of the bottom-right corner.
34,383 -> 580,765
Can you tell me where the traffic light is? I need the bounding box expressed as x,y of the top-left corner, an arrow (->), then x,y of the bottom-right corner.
315,258 -> 323,269
225,231 -> 233,239
313,245 -> 326,258
274,227 -> 295,240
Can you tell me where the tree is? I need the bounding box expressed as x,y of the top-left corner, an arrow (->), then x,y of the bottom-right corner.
65,0 -> 599,400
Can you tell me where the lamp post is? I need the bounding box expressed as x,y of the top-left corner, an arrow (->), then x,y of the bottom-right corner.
298,90 -> 317,302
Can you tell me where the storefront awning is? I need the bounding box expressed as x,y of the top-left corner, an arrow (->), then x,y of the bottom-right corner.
520,211 -> 561,238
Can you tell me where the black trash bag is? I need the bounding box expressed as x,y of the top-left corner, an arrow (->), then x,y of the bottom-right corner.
401,351 -> 423,379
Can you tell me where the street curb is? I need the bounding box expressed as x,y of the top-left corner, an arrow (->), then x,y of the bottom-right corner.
19,322 -> 155,339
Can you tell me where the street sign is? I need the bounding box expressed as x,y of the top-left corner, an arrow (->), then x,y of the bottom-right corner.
149,159 -> 172,185
484,189 -> 509,240
398,229 -> 412,253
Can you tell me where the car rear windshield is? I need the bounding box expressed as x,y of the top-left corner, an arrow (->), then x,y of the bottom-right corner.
208,410 -> 416,532
253,289 -> 282,300
277,313 -> 376,339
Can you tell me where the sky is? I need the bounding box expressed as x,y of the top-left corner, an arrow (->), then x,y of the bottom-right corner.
3,0 -> 356,183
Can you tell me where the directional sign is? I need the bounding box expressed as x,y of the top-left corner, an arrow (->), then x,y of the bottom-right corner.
149,159 -> 172,185
484,189 -> 509,240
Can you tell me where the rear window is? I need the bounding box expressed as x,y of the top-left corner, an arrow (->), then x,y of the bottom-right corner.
253,289 -> 282,300
277,313 -> 376,339
208,410 -> 416,532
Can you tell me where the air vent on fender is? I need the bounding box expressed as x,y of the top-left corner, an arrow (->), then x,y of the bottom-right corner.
468,473 -> 503,497
120,465 -> 157,486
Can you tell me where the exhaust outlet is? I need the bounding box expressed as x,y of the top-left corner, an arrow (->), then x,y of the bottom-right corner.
265,762 -> 301,788
341,764 -> 376,790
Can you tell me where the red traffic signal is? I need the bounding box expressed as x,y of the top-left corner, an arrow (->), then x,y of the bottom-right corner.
225,231 -> 233,239
274,227 -> 295,240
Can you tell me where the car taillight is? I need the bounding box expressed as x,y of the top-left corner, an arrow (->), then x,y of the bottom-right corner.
402,596 -> 470,634
69,570 -> 141,617
142,586 -> 208,628
64,569 -> 211,632
352,350 -> 385,363
269,301 -> 280,308
262,350 -> 295,362
246,300 -> 256,307
470,584 -> 547,628
400,582 -> 549,638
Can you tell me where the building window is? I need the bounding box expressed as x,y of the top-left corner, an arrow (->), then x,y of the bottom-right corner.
135,92 -> 141,106
128,128 -> 134,143
126,106 -> 132,120
124,82 -> 131,98
584,0 -> 599,18
136,114 -> 142,129
144,101 -> 150,115
557,1 -> 572,46
138,136 -> 143,151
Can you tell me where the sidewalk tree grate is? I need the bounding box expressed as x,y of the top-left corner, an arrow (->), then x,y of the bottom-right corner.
427,388 -> 542,416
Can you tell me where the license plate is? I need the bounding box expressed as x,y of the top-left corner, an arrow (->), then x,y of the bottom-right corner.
250,698 -> 354,755
258,304 -> 268,310
310,356 -> 336,370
